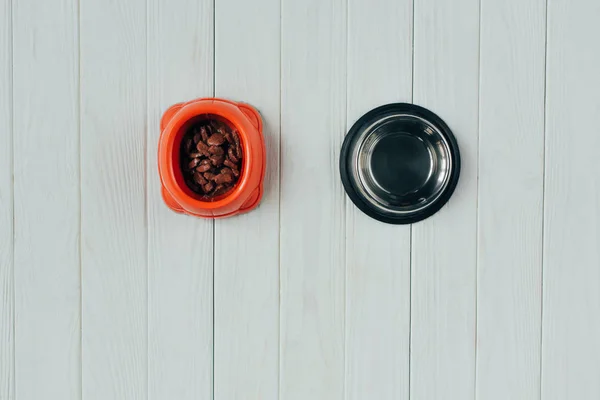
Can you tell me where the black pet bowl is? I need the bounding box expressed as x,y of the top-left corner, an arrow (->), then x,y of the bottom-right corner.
340,103 -> 460,224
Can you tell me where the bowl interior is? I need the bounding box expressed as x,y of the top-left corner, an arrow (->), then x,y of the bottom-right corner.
351,113 -> 453,216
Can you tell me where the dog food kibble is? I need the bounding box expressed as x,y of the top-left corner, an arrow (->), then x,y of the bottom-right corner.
180,119 -> 242,199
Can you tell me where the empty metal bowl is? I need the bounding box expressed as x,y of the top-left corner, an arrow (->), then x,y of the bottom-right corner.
340,103 -> 460,224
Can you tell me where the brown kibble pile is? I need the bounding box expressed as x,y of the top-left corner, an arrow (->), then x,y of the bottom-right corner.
180,119 -> 242,199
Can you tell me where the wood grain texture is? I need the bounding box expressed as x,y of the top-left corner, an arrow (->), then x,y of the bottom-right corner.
345,0 -> 412,399
0,0 -> 13,398
12,0 -> 81,398
213,0 -> 280,398
411,0 -> 479,398
280,0 -> 346,397
542,0 -> 600,398
146,1 -> 213,399
80,0 -> 147,398
477,0 -> 546,398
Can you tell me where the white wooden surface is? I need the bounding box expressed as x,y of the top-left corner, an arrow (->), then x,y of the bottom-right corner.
280,0 -> 346,398
345,0 -> 412,399
13,0 -> 80,398
0,0 -> 13,398
80,0 -> 147,398
214,0 -> 280,398
411,0 -> 479,398
1,0 -> 600,399
477,0 -> 546,398
542,0 -> 600,398
147,0 -> 214,399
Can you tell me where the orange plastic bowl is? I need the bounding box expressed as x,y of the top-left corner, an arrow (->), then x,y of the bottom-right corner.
158,98 -> 265,218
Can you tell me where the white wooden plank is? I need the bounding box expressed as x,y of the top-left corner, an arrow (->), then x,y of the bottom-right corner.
0,0 -> 14,398
541,0 -> 600,398
80,0 -> 147,397
476,0 -> 546,398
146,1 -> 213,399
345,0 -> 412,399
213,0 -> 280,398
12,0 -> 81,397
411,0 -> 479,398
280,0 -> 346,398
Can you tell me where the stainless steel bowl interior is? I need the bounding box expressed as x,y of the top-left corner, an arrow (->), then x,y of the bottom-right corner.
350,113 -> 453,216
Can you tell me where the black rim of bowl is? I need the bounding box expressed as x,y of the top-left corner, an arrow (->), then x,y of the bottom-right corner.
339,103 -> 461,225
